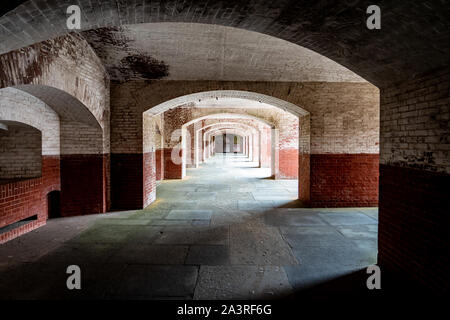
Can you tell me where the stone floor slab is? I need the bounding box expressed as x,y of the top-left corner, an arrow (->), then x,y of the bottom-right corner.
166,209 -> 213,220
264,210 -> 327,226
185,245 -> 230,265
230,226 -> 298,265
108,244 -> 189,264
155,226 -> 229,245
108,265 -> 199,299
194,265 -> 293,300
318,212 -> 378,226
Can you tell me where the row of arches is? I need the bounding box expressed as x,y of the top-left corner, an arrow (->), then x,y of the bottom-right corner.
138,91 -> 306,208
0,82 -> 309,226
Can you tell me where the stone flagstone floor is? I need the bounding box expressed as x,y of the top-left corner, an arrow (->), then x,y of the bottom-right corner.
0,153 -> 378,299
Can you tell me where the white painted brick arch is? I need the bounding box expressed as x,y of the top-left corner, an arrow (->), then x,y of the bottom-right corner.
145,90 -> 309,118
0,87 -> 60,155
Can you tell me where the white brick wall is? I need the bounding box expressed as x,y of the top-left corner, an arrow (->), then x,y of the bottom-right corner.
0,87 -> 60,155
380,69 -> 450,173
0,125 -> 42,179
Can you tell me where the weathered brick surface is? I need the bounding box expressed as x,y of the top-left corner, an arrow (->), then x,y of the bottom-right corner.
186,124 -> 195,168
143,152 -> 156,207
0,155 -> 60,242
0,124 -> 42,179
379,165 -> 449,292
378,69 -> 450,291
60,121 -> 103,155
310,154 -> 379,207
0,33 -> 110,153
60,154 -> 106,216
278,149 -> 299,179
380,68 -> 450,174
1,1 -> 449,88
42,156 -> 62,196
111,154 -> 143,210
164,148 -> 183,179
0,87 -> 60,155
155,149 -> 164,181
298,154 -> 310,204
112,81 -> 378,155
0,178 -> 44,229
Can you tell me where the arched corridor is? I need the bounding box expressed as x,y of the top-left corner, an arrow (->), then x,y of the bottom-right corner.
0,0 -> 449,302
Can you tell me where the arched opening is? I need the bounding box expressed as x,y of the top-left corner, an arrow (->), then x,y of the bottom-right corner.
47,190 -> 61,219
13,85 -> 107,216
141,91 -> 304,208
181,112 -> 282,180
0,84 -> 107,236
0,120 -> 48,241
0,88 -> 60,241
193,121 -> 262,168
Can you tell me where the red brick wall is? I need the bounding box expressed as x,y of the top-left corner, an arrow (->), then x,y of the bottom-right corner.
278,148 -> 299,179
103,153 -> 111,212
155,149 -> 164,181
310,154 -> 379,207
164,148 -> 183,179
0,178 -> 44,228
298,154 -> 310,205
378,165 -> 449,291
143,152 -> 156,207
60,154 -> 106,216
42,156 -> 61,195
0,155 -> 60,243
111,153 -> 143,210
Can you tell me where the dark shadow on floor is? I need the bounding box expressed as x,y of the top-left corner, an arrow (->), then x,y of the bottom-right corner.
275,199 -> 307,208
280,268 -> 439,302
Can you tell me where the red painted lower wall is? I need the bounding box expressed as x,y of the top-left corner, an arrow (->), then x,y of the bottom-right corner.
155,149 -> 164,181
111,153 -> 143,210
278,148 -> 299,179
103,153 -> 111,212
310,154 -> 379,207
60,154 -> 107,216
143,152 -> 156,207
0,155 -> 60,243
298,154 -> 310,204
378,164 -> 450,292
42,156 -> 61,195
164,148 -> 183,179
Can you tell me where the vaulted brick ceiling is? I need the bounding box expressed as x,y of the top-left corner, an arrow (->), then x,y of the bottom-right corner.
1,0 -> 449,87
79,23 -> 365,82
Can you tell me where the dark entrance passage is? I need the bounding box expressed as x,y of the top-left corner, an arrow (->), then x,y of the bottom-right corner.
47,191 -> 61,219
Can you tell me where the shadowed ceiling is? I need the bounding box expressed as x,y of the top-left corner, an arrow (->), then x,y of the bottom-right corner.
80,23 -> 365,82
0,0 -> 449,87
